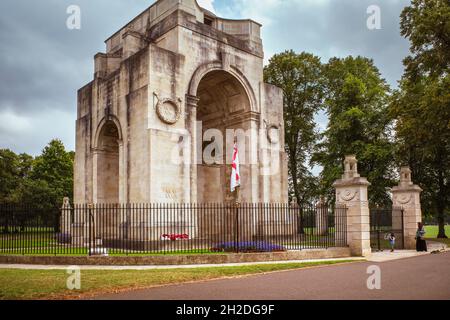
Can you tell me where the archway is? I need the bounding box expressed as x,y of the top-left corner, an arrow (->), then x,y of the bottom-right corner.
195,70 -> 252,203
95,120 -> 120,203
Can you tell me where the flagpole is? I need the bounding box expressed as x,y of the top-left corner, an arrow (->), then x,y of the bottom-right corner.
235,186 -> 240,253
232,136 -> 240,253
233,136 -> 241,206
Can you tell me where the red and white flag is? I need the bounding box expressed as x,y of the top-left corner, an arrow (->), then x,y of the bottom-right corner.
231,143 -> 241,192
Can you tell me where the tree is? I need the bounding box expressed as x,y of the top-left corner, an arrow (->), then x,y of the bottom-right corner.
313,56 -> 395,205
390,76 -> 450,238
264,51 -> 324,205
400,0 -> 450,79
30,139 -> 74,207
0,141 -> 73,233
390,0 -> 450,238
0,149 -> 20,202
0,150 -> 34,202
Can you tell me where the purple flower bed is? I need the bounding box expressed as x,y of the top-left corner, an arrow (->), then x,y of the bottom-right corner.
211,241 -> 286,253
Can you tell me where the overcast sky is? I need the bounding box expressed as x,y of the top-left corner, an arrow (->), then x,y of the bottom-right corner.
0,0 -> 411,156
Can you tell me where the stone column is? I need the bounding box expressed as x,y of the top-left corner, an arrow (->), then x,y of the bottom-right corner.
333,155 -> 371,257
92,150 -> 99,203
118,141 -> 126,204
61,197 -> 71,235
71,204 -> 89,247
392,166 -> 422,249
315,197 -> 328,236
186,95 -> 200,203
290,198 -> 299,237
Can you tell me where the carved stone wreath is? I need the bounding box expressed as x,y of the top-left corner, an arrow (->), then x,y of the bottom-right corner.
266,124 -> 280,144
339,189 -> 358,202
156,98 -> 181,125
396,194 -> 412,205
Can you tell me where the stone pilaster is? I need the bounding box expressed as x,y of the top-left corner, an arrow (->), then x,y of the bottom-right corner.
186,94 -> 200,203
61,197 -> 71,235
333,155 -> 371,257
392,166 -> 423,249
315,197 -> 328,236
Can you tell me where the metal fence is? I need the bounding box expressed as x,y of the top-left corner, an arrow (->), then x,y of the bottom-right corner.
0,202 -> 347,256
370,206 -> 405,251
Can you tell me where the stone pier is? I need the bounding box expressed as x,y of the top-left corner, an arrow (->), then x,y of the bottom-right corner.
392,166 -> 423,250
333,155 -> 371,257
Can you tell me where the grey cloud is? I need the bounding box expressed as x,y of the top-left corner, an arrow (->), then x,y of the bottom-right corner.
0,0 -> 152,114
0,0 -> 411,156
226,0 -> 410,87
0,0 -> 154,154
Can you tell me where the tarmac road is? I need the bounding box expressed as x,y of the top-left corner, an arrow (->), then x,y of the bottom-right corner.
93,252 -> 450,300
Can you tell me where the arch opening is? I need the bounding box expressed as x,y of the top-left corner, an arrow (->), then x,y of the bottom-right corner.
195,70 -> 252,203
96,120 -> 120,203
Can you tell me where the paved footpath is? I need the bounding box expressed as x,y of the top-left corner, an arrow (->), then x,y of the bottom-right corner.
93,251 -> 450,300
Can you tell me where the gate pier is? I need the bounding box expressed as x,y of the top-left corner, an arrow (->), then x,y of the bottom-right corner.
392,167 -> 423,250
333,155 -> 372,257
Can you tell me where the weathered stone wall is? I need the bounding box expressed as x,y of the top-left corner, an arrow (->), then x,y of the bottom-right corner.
74,0 -> 288,205
0,247 -> 352,266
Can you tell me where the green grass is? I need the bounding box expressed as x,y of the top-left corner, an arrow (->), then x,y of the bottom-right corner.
0,233 -> 55,249
424,225 -> 450,238
0,259 -> 359,300
424,225 -> 450,247
2,248 -> 89,256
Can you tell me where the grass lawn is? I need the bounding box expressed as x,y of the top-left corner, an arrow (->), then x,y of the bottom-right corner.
424,225 -> 450,246
0,233 -> 55,249
0,259 -> 359,300
424,225 -> 450,238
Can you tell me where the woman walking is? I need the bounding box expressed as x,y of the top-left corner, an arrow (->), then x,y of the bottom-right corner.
415,222 -> 427,252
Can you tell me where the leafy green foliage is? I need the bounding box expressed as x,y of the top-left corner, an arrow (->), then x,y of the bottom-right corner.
264,50 -> 324,203
0,139 -> 73,209
400,0 -> 450,79
313,56 -> 395,205
391,0 -> 450,238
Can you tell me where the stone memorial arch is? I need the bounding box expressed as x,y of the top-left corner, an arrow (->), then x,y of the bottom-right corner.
74,0 -> 288,204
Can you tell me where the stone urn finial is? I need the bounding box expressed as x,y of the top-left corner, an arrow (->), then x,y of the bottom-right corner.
290,197 -> 298,207
399,166 -> 413,187
343,155 -> 360,179
316,196 -> 327,208
62,197 -> 71,208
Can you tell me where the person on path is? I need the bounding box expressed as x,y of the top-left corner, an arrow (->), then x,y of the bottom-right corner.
415,222 -> 427,252
388,233 -> 396,252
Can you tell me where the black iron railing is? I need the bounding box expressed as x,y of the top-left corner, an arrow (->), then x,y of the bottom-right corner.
370,206 -> 405,251
0,203 -> 347,256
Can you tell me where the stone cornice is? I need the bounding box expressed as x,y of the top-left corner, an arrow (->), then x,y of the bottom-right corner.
391,184 -> 422,193
226,111 -> 261,127
333,177 -> 371,188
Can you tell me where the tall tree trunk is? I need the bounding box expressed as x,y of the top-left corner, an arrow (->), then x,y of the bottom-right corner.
436,166 -> 447,238
291,159 -> 305,234
437,210 -> 447,239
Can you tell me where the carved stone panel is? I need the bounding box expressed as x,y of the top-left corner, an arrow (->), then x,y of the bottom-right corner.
395,194 -> 412,205
338,189 -> 359,202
